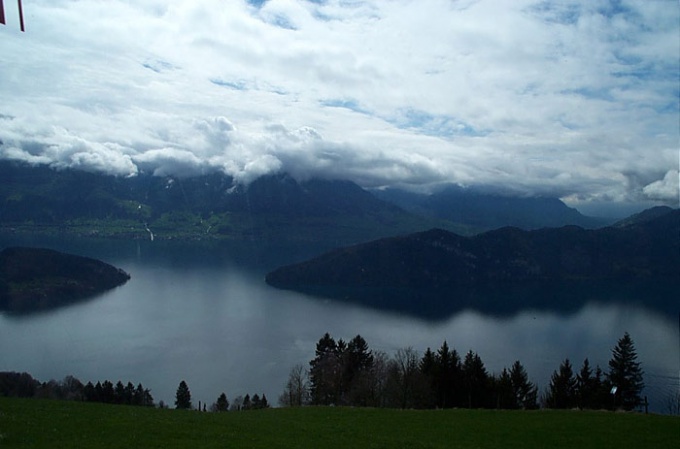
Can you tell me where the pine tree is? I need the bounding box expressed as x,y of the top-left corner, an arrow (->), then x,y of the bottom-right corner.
607,332 -> 644,410
576,358 -> 600,409
494,368 -> 515,409
344,335 -> 374,406
419,347 -> 437,408
545,358 -> 577,409
214,392 -> 229,412
462,351 -> 490,408
252,394 -> 262,409
174,380 -> 192,410
309,333 -> 338,405
434,341 -> 460,408
509,360 -> 538,409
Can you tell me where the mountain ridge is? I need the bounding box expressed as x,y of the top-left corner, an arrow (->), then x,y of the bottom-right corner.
265,208 -> 679,316
0,161 -> 629,243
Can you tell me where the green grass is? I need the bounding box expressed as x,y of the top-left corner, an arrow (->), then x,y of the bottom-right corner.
0,398 -> 678,448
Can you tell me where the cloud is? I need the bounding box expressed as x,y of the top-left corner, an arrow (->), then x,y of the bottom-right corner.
642,170 -> 679,203
0,124 -> 138,177
0,0 -> 677,208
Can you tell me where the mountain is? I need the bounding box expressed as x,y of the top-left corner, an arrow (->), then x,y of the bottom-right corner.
612,205 -> 675,228
0,247 -> 130,313
373,185 -> 609,231
266,208 -> 679,317
0,161 -> 456,244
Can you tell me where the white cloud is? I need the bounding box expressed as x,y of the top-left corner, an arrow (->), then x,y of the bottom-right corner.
643,169 -> 680,203
0,0 -> 677,207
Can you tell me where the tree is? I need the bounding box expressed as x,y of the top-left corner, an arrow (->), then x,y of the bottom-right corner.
100,380 -> 115,404
230,395 -> 244,411
174,380 -> 192,410
386,347 -> 426,409
366,350 -> 391,408
309,333 -> 342,405
279,364 -> 310,407
607,332 -> 644,410
114,381 -> 126,404
494,368 -> 515,409
576,358 -> 605,409
545,359 -> 577,409
260,394 -> 269,409
509,360 -> 537,409
242,394 -> 252,410
462,351 -> 490,408
435,341 -> 461,408
213,392 -> 229,412
419,347 -> 437,408
344,335 -> 374,406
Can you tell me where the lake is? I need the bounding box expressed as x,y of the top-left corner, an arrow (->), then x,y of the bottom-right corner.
1,235 -> 678,413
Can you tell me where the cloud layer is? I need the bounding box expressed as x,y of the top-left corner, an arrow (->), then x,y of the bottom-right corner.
0,0 -> 678,209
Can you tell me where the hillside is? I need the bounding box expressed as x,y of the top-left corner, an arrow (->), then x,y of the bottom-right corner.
0,247 -> 130,312
0,161 -> 614,244
0,397 -> 677,449
0,161 -> 456,244
266,208 -> 679,316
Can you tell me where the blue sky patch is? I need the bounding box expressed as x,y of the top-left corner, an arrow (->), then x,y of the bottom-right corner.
210,79 -> 248,91
528,1 -> 581,25
392,109 -> 487,138
320,98 -> 370,115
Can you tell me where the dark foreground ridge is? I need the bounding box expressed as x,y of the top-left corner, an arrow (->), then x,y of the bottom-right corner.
266,208 -> 680,318
0,247 -> 130,313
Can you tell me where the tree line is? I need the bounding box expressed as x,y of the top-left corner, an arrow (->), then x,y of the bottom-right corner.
279,332 -> 645,411
0,372 -> 269,413
0,332 -> 646,413
172,379 -> 269,412
0,373 -> 153,407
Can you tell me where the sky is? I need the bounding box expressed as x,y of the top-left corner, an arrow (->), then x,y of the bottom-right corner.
0,0 -> 678,215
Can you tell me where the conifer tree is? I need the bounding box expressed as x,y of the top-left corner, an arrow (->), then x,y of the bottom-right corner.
174,380 -> 192,410
434,341 -> 460,408
462,351 -> 490,408
607,332 -> 644,410
309,333 -> 341,405
494,368 -> 515,409
214,392 -> 229,412
419,347 -> 437,408
545,358 -> 577,409
509,360 -> 538,409
576,358 -> 601,409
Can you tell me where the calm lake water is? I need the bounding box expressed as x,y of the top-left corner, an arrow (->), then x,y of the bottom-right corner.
1,235 -> 678,413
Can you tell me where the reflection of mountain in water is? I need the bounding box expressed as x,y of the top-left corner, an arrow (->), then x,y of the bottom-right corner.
266,209 -> 680,320
286,279 -> 678,320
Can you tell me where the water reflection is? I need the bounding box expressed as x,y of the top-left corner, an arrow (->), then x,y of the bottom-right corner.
287,278 -> 680,321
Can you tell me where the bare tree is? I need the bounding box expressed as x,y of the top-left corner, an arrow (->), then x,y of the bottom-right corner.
386,347 -> 426,409
279,364 -> 310,407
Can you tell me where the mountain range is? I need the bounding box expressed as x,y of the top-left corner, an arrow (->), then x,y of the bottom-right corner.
373,185 -> 608,230
1,161 -> 610,244
265,207 -> 679,317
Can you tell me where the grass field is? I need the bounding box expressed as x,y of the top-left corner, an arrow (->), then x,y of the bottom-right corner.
1,397 -> 678,448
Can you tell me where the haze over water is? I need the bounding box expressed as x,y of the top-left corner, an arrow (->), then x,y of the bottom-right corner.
0,235 -> 677,413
